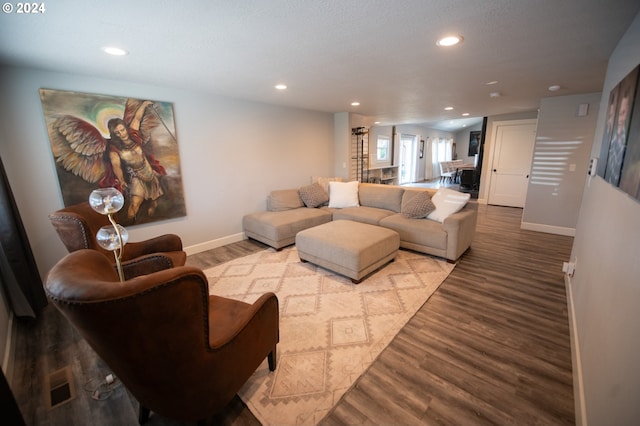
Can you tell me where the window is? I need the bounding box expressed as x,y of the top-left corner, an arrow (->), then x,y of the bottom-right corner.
433,137 -> 453,162
376,136 -> 390,162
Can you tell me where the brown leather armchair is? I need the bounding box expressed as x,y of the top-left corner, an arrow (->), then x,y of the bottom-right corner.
45,249 -> 279,424
49,202 -> 187,278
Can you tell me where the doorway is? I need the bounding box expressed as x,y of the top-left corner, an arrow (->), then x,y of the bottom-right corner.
399,134 -> 417,184
487,119 -> 537,207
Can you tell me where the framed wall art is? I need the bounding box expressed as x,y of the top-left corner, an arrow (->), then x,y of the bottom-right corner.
468,130 -> 480,156
618,68 -> 640,201
39,88 -> 187,226
599,65 -> 639,186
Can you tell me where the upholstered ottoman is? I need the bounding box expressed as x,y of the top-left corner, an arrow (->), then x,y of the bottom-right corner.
295,220 -> 400,283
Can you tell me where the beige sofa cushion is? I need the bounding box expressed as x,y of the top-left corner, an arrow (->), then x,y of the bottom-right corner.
358,183 -> 404,213
332,206 -> 395,225
379,214 -> 447,250
267,189 -> 304,212
243,208 -> 332,249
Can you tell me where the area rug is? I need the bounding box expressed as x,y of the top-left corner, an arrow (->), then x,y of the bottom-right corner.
204,246 -> 455,425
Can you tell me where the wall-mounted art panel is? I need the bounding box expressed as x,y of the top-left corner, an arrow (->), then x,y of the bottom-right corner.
40,89 -> 186,226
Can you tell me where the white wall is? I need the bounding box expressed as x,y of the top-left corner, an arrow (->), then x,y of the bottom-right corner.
569,12 -> 640,426
0,66 -> 335,279
522,93 -> 601,235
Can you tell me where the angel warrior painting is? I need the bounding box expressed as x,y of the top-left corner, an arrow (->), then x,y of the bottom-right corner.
40,89 -> 186,226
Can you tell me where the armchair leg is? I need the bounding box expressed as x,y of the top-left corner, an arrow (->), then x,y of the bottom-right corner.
268,346 -> 277,371
138,405 -> 150,424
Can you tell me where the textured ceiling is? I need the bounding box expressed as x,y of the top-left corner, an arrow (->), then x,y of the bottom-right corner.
1,0 -> 639,131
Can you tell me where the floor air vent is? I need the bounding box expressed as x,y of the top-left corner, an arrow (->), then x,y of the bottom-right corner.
46,366 -> 76,409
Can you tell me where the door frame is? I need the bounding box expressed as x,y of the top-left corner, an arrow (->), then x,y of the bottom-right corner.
484,118 -> 538,206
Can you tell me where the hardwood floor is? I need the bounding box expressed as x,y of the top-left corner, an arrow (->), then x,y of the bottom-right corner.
10,204 -> 575,425
321,204 -> 574,425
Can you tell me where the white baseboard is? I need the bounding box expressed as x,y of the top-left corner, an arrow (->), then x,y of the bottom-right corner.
520,221 -> 575,236
183,232 -> 246,256
565,273 -> 587,426
477,197 -> 488,204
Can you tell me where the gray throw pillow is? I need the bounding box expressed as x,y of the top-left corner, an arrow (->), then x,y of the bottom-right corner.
298,182 -> 329,208
401,190 -> 436,218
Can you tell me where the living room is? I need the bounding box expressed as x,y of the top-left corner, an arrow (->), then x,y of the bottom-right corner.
1,2 -> 640,425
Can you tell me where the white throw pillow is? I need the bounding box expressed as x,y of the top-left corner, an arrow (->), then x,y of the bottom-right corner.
427,188 -> 471,222
315,176 -> 344,193
328,181 -> 360,208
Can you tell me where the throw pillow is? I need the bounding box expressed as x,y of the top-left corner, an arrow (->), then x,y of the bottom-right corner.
267,189 -> 304,212
401,190 -> 436,218
427,188 -> 471,222
298,182 -> 329,208
328,181 -> 360,208
315,176 -> 343,193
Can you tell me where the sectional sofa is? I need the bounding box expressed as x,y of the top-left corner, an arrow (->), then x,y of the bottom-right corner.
242,182 -> 477,262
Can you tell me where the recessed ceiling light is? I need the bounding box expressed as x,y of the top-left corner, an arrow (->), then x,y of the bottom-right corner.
444,106 -> 454,111
275,84 -> 287,90
102,46 -> 128,56
485,80 -> 499,85
436,35 -> 463,47
489,92 -> 501,98
548,85 -> 561,92
351,102 -> 360,106
374,121 -> 381,124
462,112 -> 470,116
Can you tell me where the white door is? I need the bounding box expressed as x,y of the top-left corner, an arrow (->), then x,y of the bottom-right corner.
488,120 -> 537,207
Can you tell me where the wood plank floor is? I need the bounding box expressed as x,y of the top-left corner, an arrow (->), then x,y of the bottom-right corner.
10,204 -> 575,425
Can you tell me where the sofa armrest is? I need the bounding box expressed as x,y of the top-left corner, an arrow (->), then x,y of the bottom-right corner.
442,203 -> 478,261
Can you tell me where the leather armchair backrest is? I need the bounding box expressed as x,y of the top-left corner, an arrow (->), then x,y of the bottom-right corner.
48,202 -> 111,256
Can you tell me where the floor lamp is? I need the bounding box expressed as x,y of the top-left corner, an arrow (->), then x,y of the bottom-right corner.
88,188 -> 128,282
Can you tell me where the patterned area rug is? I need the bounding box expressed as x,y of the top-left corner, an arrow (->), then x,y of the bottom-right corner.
204,246 -> 455,425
